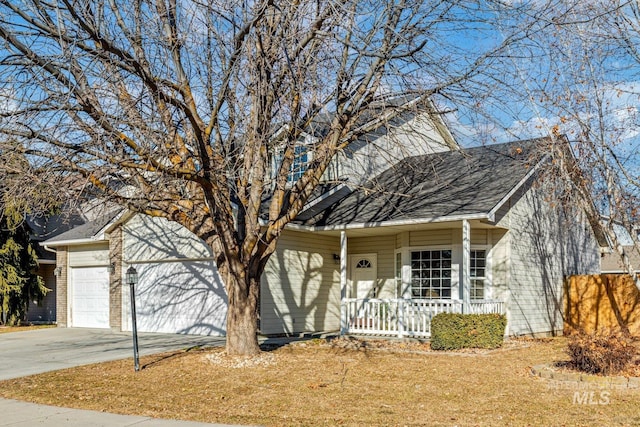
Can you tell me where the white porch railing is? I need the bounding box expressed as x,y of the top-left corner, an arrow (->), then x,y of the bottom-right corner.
344,298 -> 505,338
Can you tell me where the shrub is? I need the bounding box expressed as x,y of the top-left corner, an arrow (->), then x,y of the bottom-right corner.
430,313 -> 506,350
566,331 -> 635,375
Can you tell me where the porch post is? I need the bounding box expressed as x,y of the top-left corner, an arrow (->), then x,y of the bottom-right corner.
339,230 -> 348,335
462,219 -> 471,313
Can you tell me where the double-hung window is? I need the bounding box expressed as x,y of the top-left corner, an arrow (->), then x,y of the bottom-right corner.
410,250 -> 452,299
288,145 -> 310,182
274,139 -> 314,184
470,249 -> 487,300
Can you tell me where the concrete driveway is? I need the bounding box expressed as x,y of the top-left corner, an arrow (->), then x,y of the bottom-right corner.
0,327 -> 226,380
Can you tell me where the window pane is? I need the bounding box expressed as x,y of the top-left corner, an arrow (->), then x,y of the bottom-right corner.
410,249 -> 452,300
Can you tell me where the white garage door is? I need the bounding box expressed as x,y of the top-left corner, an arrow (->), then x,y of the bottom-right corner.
71,266 -> 110,328
126,260 -> 227,336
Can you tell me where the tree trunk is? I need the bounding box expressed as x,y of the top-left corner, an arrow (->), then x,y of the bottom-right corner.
225,273 -> 261,356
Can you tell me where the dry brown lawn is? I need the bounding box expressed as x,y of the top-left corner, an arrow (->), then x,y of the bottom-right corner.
1,337 -> 639,426
0,324 -> 54,334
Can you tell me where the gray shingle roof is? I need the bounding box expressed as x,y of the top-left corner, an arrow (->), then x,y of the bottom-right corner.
296,138 -> 549,227
43,210 -> 121,244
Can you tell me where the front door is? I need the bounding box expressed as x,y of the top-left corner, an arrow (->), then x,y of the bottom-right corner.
350,254 -> 377,299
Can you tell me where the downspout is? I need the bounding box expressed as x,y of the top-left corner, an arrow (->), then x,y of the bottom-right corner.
42,244 -> 57,254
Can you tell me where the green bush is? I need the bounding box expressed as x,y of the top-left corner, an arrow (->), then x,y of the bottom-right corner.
430,313 -> 506,350
566,331 -> 635,375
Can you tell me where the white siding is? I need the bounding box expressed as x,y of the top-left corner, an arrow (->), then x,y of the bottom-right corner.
261,230 -> 340,334
497,185 -> 600,336
68,243 -> 109,267
329,114 -> 452,187
123,214 -> 211,262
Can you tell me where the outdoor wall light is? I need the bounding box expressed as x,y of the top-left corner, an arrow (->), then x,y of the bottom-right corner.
126,266 -> 140,372
53,267 -> 62,277
333,253 -> 341,264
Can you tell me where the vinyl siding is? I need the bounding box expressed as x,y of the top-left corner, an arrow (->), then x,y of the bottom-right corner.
330,114 -> 452,186
261,230 -> 340,334
497,185 -> 600,336
68,243 -> 109,267
409,229 -> 453,246
123,214 -> 212,262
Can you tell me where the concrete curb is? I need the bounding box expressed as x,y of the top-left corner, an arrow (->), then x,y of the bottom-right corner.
531,363 -> 640,389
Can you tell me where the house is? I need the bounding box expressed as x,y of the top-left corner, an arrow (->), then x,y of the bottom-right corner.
24,211 -> 85,323
42,101 -> 603,338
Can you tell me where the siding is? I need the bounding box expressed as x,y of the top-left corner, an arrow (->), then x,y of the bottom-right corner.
497,185 -> 600,336
489,229 -> 509,304
261,230 -> 340,334
123,215 -> 211,262
330,114 -> 451,186
68,243 -> 109,267
409,229 -> 453,246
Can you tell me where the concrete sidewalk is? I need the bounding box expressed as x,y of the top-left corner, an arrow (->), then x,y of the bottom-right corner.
0,398 -> 250,426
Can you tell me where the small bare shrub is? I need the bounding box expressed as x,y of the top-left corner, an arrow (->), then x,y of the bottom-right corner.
566,331 -> 635,375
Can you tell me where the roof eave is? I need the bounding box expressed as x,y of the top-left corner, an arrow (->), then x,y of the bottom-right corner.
287,212 -> 492,233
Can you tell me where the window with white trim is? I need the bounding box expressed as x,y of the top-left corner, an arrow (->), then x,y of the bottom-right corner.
288,145 -> 310,182
410,250 -> 452,299
470,249 -> 487,300
274,143 -> 313,184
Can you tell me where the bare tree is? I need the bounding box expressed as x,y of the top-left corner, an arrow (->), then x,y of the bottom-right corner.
503,0 -> 640,288
0,0 -> 566,354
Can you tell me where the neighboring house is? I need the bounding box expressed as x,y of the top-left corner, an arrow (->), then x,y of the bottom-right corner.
600,223 -> 640,274
42,102 -> 604,338
25,212 -> 85,323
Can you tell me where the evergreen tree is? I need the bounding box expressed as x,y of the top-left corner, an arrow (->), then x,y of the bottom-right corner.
0,202 -> 48,325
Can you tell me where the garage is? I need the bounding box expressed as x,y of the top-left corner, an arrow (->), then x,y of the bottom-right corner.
70,266 -> 110,328
123,260 -> 227,336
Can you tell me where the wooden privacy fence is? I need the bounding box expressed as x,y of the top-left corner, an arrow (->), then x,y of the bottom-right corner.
564,274 -> 640,336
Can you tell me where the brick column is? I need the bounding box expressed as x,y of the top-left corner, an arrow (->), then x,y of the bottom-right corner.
109,225 -> 123,330
55,248 -> 68,327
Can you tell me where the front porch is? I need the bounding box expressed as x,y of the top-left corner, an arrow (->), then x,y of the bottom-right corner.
342,298 -> 505,338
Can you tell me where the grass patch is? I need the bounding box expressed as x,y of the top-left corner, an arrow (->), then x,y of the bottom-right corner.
0,324 -> 55,334
1,337 -> 639,426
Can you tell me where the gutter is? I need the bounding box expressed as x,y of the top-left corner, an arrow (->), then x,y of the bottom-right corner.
285,212 -> 492,233
40,237 -> 108,248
